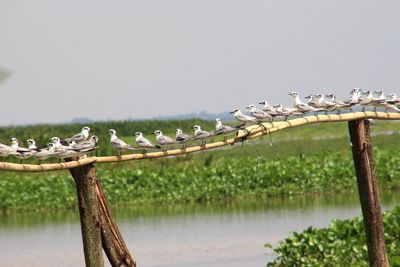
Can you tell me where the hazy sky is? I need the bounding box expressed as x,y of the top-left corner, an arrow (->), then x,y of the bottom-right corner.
1,0 -> 400,126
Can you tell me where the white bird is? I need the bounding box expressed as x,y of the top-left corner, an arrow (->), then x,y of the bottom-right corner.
192,125 -> 213,146
64,126 -> 91,144
0,142 -> 16,157
154,130 -> 176,151
108,129 -> 137,155
50,136 -> 83,160
135,132 -> 161,150
34,143 -> 60,161
343,88 -> 362,111
314,94 -> 336,112
246,104 -> 271,122
387,93 -> 400,106
214,118 -> 237,139
358,90 -> 374,111
370,90 -> 387,111
230,109 -> 258,124
289,91 -> 321,114
325,94 -> 351,114
259,101 -> 279,116
273,104 -> 302,119
175,129 -> 192,148
69,135 -> 99,153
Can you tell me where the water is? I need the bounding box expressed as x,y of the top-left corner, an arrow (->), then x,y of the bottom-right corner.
0,192 -> 399,267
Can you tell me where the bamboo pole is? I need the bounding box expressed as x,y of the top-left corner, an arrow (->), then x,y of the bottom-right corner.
69,163 -> 105,267
348,119 -> 389,267
2,112 -> 400,172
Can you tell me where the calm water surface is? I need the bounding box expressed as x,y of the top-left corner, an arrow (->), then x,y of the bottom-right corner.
0,192 -> 399,267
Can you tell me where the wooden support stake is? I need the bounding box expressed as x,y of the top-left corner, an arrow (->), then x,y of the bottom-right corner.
95,180 -> 137,267
348,119 -> 389,267
70,163 -> 105,267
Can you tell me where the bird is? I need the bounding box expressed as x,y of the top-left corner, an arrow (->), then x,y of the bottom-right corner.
324,94 -> 351,114
0,142 -> 17,157
273,104 -> 302,120
68,135 -> 99,153
10,138 -> 36,161
108,129 -> 137,155
246,104 -> 271,122
358,90 -> 374,111
154,130 -> 176,150
50,137 -> 81,160
343,88 -> 362,111
64,126 -> 91,144
214,118 -> 237,140
370,90 -> 387,111
135,132 -> 161,150
175,129 -> 192,148
386,93 -> 400,106
259,100 -> 280,117
289,91 -> 321,114
230,109 -> 258,124
26,139 -> 39,151
192,125 -> 213,146
314,94 -> 336,112
34,143 -> 60,161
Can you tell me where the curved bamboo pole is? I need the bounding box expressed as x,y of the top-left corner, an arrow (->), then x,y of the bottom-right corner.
1,111 -> 400,172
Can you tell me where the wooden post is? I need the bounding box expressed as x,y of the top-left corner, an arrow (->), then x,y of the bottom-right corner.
95,180 -> 137,267
70,163 -> 105,267
348,119 -> 389,267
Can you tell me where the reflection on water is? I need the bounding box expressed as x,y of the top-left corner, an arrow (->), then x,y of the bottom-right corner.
0,191 -> 399,267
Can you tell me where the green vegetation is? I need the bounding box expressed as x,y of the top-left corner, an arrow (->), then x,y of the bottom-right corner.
1,119 -> 400,212
267,205 -> 400,266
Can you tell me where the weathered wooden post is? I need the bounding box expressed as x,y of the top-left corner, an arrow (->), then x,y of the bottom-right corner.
69,163 -> 105,267
348,119 -> 389,267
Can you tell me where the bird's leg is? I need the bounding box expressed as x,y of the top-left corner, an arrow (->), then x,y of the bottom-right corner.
362,107 -> 365,112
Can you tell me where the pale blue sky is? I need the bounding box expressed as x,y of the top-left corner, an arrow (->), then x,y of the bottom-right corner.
1,0 -> 400,125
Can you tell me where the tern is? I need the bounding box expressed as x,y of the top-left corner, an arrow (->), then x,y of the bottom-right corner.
246,104 -> 271,122
370,90 -> 387,111
273,104 -> 302,120
0,142 -> 17,157
259,101 -> 279,117
34,143 -> 60,161
343,88 -> 361,111
386,93 -> 400,106
289,91 -> 321,114
358,90 -> 374,111
154,130 -> 176,151
325,94 -> 351,114
192,125 -> 213,146
230,109 -> 258,124
175,129 -> 192,148
214,118 -> 237,140
135,132 -> 161,150
51,137 -> 81,160
314,94 -> 336,112
69,135 -> 99,153
109,129 -> 137,155
64,126 -> 91,144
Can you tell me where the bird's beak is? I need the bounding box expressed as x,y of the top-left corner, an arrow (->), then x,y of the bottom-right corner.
229,111 -> 234,114
258,102 -> 264,105
245,106 -> 250,109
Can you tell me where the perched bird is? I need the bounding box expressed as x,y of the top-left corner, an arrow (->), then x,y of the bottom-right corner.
314,94 -> 336,112
289,91 -> 321,114
68,135 -> 99,153
108,129 -> 137,155
325,94 -> 350,114
214,118 -> 237,139
154,130 -> 176,150
192,125 -> 213,146
135,132 -> 161,150
370,90 -> 387,111
358,90 -> 374,111
0,142 -> 16,157
64,126 -> 91,144
246,104 -> 271,122
273,104 -> 302,120
230,109 -> 258,124
175,129 -> 192,148
34,143 -> 60,161
50,137 -> 82,159
386,93 -> 400,106
343,88 -> 361,110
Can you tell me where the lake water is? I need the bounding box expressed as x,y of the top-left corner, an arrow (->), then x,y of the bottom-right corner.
0,192 -> 399,267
